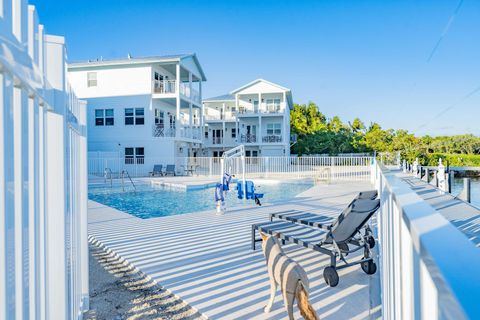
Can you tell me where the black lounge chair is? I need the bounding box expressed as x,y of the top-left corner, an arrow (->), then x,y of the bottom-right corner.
150,164 -> 164,176
252,198 -> 380,287
269,190 -> 378,245
165,164 -> 176,176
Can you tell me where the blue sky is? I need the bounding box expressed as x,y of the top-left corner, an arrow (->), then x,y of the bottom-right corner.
31,0 -> 480,136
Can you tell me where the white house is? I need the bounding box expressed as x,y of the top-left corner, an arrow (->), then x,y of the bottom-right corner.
68,54 -> 206,174
202,79 -> 293,157
1,2 -> 88,319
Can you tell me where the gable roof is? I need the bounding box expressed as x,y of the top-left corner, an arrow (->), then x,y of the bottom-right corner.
230,78 -> 290,94
68,53 -> 207,81
203,94 -> 235,102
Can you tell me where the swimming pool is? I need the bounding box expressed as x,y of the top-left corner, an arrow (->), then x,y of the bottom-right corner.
88,179 -> 314,219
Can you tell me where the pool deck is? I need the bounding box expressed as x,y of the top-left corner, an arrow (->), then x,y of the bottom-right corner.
88,180 -> 381,319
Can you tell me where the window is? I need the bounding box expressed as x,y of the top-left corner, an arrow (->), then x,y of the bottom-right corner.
125,108 -> 145,125
266,99 -> 281,112
231,128 -> 236,138
125,147 -> 144,164
155,109 -> 165,126
135,108 -> 145,125
95,109 -> 104,126
267,123 -> 282,135
205,130 -> 208,138
87,72 -> 97,87
95,108 -> 114,126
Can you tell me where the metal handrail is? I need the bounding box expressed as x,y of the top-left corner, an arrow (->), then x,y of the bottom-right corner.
121,170 -> 136,192
104,168 -> 113,187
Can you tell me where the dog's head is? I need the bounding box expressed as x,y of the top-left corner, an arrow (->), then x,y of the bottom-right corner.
260,232 -> 281,256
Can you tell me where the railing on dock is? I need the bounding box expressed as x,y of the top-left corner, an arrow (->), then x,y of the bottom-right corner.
373,160 -> 480,319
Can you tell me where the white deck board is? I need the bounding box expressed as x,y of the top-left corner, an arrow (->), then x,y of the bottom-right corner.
88,181 -> 381,319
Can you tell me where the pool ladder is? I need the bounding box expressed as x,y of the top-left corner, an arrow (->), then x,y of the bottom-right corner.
104,168 -> 113,187
121,170 -> 136,192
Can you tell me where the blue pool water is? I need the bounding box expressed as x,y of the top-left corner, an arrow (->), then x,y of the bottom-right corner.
89,180 -> 314,219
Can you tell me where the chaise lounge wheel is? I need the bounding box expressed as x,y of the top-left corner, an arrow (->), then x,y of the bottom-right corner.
361,260 -> 377,275
323,267 -> 339,287
367,236 -> 375,248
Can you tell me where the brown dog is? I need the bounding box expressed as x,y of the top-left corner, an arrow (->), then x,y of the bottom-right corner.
261,232 -> 319,320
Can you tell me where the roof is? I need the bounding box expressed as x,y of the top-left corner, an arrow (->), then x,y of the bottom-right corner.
203,94 -> 235,102
230,78 -> 290,94
68,53 -> 207,81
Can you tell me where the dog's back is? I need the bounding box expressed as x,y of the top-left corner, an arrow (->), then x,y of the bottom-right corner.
263,236 -> 309,294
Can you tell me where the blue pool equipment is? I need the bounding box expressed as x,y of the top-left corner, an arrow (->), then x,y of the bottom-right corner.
237,180 -> 264,205
222,173 -> 232,191
215,183 -> 225,215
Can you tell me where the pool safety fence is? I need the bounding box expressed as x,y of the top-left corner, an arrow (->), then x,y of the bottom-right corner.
88,155 -> 374,181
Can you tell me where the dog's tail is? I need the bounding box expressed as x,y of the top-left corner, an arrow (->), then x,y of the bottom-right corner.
296,281 -> 319,320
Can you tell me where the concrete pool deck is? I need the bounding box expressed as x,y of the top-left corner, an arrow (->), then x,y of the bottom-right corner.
87,180 -> 381,319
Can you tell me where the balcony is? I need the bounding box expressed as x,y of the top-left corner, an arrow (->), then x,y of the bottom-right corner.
240,134 -> 257,143
153,80 -> 176,94
211,137 -> 223,145
262,135 -> 282,143
237,102 -> 286,115
152,80 -> 201,104
152,124 -> 200,140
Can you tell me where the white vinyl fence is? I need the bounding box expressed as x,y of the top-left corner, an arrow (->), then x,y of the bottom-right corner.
373,161 -> 480,319
0,3 -> 88,320
88,155 -> 373,181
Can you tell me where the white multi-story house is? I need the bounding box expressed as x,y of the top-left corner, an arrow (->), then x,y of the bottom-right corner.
68,54 -> 206,174
202,79 -> 293,157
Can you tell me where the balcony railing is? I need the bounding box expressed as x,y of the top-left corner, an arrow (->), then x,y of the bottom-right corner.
153,80 -> 176,94
152,124 -> 176,137
240,134 -> 257,143
211,137 -> 223,145
262,135 -> 282,143
237,103 -> 285,115
179,83 -> 201,103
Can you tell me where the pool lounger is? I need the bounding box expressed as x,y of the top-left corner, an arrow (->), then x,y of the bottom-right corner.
269,190 -> 378,237
251,198 -> 380,287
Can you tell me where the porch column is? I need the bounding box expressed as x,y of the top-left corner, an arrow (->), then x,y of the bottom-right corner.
235,119 -> 239,143
259,115 -> 262,145
222,103 -> 226,144
258,93 -> 261,113
235,94 -> 239,112
188,71 -> 193,101
189,102 -> 193,137
175,64 -> 181,133
283,91 -> 286,111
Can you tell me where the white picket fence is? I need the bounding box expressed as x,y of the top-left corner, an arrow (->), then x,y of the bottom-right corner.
88,155 -> 374,181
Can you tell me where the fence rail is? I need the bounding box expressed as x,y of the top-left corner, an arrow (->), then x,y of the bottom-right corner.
88,156 -> 373,180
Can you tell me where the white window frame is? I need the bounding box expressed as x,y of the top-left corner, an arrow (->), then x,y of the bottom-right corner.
87,72 -> 97,87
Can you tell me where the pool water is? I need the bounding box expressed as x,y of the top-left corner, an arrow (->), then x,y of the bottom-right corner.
89,180 -> 314,219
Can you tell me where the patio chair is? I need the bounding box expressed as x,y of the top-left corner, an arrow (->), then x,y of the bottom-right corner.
150,164 -> 164,177
269,190 -> 378,247
251,198 -> 380,287
165,164 -> 176,176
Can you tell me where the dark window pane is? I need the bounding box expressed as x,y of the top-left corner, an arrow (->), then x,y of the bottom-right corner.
95,109 -> 104,117
95,118 -> 104,126
135,117 -> 144,125
105,117 -> 114,126
135,147 -> 144,156
125,108 -> 134,116
125,148 -> 134,155
135,108 -> 144,116
125,117 -> 134,125
105,109 -> 114,117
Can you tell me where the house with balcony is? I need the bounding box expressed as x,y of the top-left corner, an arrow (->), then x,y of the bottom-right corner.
68,54 -> 206,174
202,79 -> 292,157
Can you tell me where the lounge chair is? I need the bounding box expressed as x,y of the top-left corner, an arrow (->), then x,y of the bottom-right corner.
150,164 -> 164,177
252,198 -> 380,287
165,164 -> 176,176
269,190 -> 378,246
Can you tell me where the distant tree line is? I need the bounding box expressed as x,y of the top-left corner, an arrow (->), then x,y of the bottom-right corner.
290,102 -> 480,166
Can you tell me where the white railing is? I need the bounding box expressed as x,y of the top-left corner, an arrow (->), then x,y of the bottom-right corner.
152,79 -> 176,94
373,161 -> 480,319
1,3 -> 88,319
88,156 -> 373,179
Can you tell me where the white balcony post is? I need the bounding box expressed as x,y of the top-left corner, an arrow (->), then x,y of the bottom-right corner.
259,115 -> 262,144
235,94 -> 239,113
176,63 -> 181,135
258,93 -> 261,113
283,91 -> 286,111
189,71 -> 192,99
